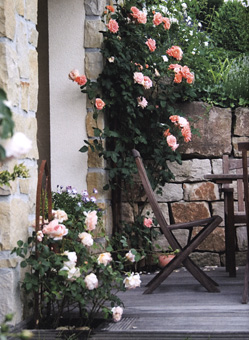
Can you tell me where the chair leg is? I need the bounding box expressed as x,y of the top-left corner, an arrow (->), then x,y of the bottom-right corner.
242,250 -> 249,304
225,191 -> 236,277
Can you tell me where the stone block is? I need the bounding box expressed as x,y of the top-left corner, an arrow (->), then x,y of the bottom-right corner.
14,115 -> 38,159
86,111 -> 105,138
16,20 -> 29,78
142,203 -> 169,224
0,268 -> 23,325
28,49 -> 38,111
16,0 -> 24,16
88,140 -> 106,168
28,26 -> 38,47
0,198 -> 29,251
211,201 -> 225,227
155,183 -> 183,202
192,226 -> 225,252
0,0 -> 16,40
183,182 -> 219,201
167,159 -> 211,182
211,158 -> 223,174
121,202 -> 135,223
234,107 -> 249,136
85,0 -> 106,15
87,171 -> 111,200
189,252 -> 221,267
153,229 -> 189,251
20,81 -> 29,112
0,43 -> 20,105
19,178 -> 30,195
237,226 -> 248,251
171,201 -> 210,223
85,52 -> 103,80
25,0 -> 37,24
85,20 -> 105,48
177,102 -> 232,157
233,136 -> 249,157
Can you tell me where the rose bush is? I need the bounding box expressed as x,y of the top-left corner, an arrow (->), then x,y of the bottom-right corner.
12,186 -> 142,329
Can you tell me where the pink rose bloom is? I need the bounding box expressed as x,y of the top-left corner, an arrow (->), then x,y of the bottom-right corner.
137,97 -> 148,109
146,38 -> 156,52
169,115 -> 179,124
166,134 -> 179,151
181,66 -> 191,78
144,217 -> 153,228
137,11 -> 147,24
143,76 -> 153,89
78,232 -> 93,247
174,72 -> 183,83
125,250 -> 136,262
107,19 -> 119,33
166,46 -> 183,61
162,17 -> 171,30
133,72 -> 144,85
153,12 -> 163,26
95,98 -> 105,110
42,219 -> 68,240
97,252 -> 112,266
84,210 -> 98,231
181,125 -> 192,142
168,64 -> 182,73
178,116 -> 188,128
130,6 -> 140,19
186,72 -> 195,84
85,273 -> 98,290
112,306 -> 123,322
74,75 -> 87,86
68,69 -> 80,81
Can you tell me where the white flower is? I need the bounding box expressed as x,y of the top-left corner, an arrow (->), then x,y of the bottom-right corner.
198,22 -> 202,28
189,30 -> 193,36
52,209 -> 68,223
85,273 -> 98,290
123,273 -> 141,289
181,3 -> 187,9
3,132 -> 32,158
97,252 -> 112,266
204,41 -> 209,47
63,251 -> 77,269
60,266 -> 81,281
112,306 -> 123,322
78,232 -> 93,247
162,55 -> 168,62
37,230 -> 44,242
108,56 -> 115,63
125,250 -> 136,263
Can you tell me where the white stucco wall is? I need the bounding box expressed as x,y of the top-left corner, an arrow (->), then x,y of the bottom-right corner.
48,0 -> 87,192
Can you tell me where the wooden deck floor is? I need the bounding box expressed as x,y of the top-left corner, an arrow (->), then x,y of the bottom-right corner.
91,266 -> 249,340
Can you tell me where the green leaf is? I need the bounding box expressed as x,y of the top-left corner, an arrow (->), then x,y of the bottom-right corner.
79,145 -> 88,153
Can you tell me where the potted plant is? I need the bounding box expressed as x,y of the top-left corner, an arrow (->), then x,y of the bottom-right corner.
157,247 -> 180,269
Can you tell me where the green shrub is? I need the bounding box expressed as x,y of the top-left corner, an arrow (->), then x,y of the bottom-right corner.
210,0 -> 249,53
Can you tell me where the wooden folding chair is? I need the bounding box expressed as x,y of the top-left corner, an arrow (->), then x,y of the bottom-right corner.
237,142 -> 249,304
132,149 -> 223,294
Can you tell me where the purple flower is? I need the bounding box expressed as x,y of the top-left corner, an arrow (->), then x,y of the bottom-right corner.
90,196 -> 96,203
72,188 -> 77,195
93,188 -> 98,194
82,190 -> 89,197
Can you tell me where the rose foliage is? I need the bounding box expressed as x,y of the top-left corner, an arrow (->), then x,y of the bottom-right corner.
12,187 -> 141,328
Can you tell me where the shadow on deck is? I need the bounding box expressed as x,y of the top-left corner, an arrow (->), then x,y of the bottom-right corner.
91,267 -> 249,340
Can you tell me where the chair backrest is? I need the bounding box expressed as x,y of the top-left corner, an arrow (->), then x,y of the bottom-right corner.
222,154 -> 247,212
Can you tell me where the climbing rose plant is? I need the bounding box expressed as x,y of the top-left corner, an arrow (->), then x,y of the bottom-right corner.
69,0 -> 195,193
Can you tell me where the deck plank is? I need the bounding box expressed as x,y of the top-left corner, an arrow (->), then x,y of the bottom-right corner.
92,267 -> 249,339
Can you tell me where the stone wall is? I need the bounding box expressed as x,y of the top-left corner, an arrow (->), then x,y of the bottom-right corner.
0,0 -> 38,325
84,0 -> 113,237
121,102 -> 249,267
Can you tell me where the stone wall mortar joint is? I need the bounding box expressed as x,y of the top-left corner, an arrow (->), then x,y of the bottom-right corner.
85,48 -> 101,53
